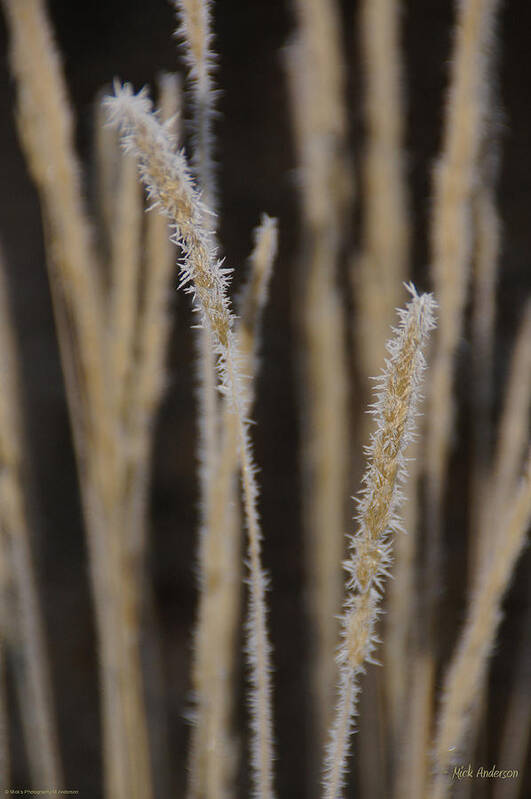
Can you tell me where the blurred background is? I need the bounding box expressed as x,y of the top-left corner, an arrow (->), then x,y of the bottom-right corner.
0,0 -> 530,796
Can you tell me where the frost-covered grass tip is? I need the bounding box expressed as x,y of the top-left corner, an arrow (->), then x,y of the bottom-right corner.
104,82 -> 275,799
323,285 -> 437,799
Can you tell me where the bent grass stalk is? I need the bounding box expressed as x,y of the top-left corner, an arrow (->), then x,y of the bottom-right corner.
322,286 -> 436,799
105,85 -> 275,799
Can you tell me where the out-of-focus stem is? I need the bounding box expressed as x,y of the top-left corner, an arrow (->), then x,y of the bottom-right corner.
0,248 -> 62,787
285,17 -> 352,759
431,454 -> 531,799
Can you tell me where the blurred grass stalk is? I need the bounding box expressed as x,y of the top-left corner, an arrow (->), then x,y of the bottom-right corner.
287,0 -> 352,765
425,0 -> 501,654
414,3 -> 502,797
431,451 -> 531,799
0,246 -> 62,788
1,2 -> 185,797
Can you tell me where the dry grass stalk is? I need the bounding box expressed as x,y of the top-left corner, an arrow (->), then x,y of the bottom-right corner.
172,0 -> 219,458
0,516 -> 9,790
430,451 -> 531,799
93,88 -> 120,255
105,85 -> 276,799
189,215 -> 278,799
285,27 -> 351,756
0,248 -> 62,787
172,4 -> 233,791
384,440 -> 419,748
355,5 -> 410,778
173,0 -> 216,209
426,0 -> 500,571
322,287 -> 436,799
492,597 -> 531,799
393,652 -> 435,799
108,151 -> 143,424
173,8 -> 220,611
480,300 -> 531,560
293,0 -> 349,162
356,0 -> 409,384
355,0 -> 412,759
423,10 -> 501,765
469,129 -> 501,580
2,3 -> 155,796
1,0 -> 107,450
0,630 -> 8,790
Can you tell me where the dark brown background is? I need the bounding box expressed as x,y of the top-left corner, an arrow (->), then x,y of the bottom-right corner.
0,0 -> 530,796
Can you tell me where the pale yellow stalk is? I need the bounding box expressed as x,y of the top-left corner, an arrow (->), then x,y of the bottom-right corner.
108,150 -> 143,423
492,598 -> 531,799
356,0 -> 409,383
481,300 -> 531,558
94,87 -> 120,256
2,4 -> 154,796
285,29 -> 351,757
425,0 -> 501,716
323,288 -> 436,799
173,0 -> 216,209
356,7 -> 409,768
293,0 -> 349,162
469,96 -> 501,584
431,452 -> 531,799
1,0 -> 107,449
0,522 -> 8,790
0,249 -> 62,787
385,441 -> 419,746
106,86 -> 276,799
0,639 -> 7,790
393,653 -> 435,799
171,14 -> 232,791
